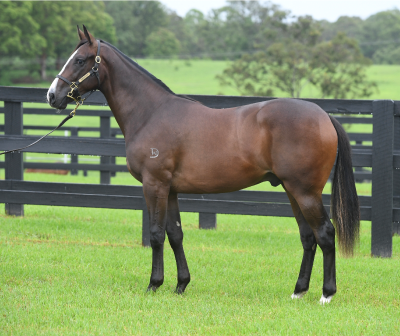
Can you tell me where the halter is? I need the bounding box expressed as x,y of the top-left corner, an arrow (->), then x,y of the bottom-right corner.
0,40 -> 102,156
56,39 -> 102,116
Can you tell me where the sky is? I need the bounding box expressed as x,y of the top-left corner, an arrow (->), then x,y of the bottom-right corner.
160,0 -> 399,22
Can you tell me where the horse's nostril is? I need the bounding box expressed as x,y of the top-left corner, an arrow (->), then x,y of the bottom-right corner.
49,93 -> 56,104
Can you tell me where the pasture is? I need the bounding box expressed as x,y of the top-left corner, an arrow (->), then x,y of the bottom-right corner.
1,172 -> 399,334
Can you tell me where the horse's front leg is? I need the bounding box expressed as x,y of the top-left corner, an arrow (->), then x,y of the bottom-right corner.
166,193 -> 190,293
143,181 -> 170,292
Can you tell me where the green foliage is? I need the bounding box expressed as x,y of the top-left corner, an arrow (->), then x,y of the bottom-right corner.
216,52 -> 274,96
31,1 -> 116,79
322,10 -> 400,64
0,1 -> 45,57
372,46 -> 400,65
218,16 -> 377,100
0,1 -> 116,81
105,1 -> 167,56
360,9 -> 400,60
311,33 -> 377,99
145,28 -> 180,57
320,16 -> 364,41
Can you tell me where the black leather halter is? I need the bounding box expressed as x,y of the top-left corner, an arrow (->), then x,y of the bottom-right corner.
56,39 -> 102,107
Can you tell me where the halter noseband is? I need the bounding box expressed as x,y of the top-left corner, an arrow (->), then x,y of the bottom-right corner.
56,39 -> 101,115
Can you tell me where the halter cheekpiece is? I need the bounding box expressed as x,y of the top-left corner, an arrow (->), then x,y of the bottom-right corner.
56,39 -> 102,115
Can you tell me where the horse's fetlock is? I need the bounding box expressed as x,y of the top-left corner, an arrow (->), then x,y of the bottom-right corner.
323,284 -> 337,297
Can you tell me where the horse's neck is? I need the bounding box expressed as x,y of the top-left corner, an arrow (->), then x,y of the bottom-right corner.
100,52 -> 172,137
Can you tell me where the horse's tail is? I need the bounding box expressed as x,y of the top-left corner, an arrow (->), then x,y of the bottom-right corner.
329,115 -> 360,256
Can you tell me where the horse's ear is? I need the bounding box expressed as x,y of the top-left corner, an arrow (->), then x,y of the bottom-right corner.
77,25 -> 85,41
82,25 -> 94,45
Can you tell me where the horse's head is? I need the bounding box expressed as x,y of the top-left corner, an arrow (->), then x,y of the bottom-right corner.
47,25 -> 102,110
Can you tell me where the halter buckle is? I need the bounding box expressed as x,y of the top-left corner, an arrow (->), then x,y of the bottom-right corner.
95,56 -> 101,63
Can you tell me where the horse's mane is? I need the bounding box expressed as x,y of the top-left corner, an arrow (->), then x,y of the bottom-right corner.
74,39 -> 198,103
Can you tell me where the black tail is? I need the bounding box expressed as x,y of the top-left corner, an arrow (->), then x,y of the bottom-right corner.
329,115 -> 360,256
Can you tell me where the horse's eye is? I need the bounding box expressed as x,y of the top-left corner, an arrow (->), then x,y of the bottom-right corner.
77,59 -> 84,65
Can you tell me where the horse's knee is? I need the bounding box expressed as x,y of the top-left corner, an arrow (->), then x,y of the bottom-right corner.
167,229 -> 183,249
149,227 -> 165,248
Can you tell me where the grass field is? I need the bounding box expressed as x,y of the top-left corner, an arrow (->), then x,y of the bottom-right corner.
0,169 -> 395,335
1,191 -> 399,334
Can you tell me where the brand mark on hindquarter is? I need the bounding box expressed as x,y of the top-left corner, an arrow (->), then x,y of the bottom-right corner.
150,148 -> 159,158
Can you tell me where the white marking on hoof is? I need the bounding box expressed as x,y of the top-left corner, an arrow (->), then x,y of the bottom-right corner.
176,221 -> 181,227
291,291 -> 307,299
319,295 -> 333,305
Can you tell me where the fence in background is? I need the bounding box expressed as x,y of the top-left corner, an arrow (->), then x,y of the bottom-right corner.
0,86 -> 399,257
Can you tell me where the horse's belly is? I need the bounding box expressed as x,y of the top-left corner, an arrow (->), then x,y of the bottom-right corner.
171,156 -> 266,194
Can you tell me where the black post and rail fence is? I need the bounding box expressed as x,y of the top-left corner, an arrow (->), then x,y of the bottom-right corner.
0,86 -> 399,257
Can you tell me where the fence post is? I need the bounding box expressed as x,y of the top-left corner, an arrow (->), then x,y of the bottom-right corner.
393,104 -> 400,235
371,100 -> 394,257
100,116 -> 111,184
4,101 -> 24,216
70,127 -> 78,175
199,213 -> 217,229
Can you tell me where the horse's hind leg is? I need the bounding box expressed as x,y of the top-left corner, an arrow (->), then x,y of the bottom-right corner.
285,185 -> 337,304
285,190 -> 317,299
165,193 -> 190,293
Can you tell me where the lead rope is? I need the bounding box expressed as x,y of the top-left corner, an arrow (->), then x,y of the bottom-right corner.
0,108 -> 77,156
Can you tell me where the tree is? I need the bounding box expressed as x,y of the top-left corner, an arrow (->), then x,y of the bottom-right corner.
320,16 -> 363,41
105,1 -> 167,56
29,1 -> 116,80
265,16 -> 321,98
0,1 -> 46,83
216,52 -> 274,96
311,33 -> 377,99
145,28 -> 180,57
361,9 -> 400,60
372,46 -> 400,64
218,16 -> 321,98
218,22 -> 376,99
0,2 -> 45,56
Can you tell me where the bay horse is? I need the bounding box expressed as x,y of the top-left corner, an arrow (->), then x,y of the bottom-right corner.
47,26 -> 359,304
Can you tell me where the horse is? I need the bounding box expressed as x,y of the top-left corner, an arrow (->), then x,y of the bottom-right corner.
47,26 -> 359,304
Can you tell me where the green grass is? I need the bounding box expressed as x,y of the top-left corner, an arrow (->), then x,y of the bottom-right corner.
1,200 -> 399,334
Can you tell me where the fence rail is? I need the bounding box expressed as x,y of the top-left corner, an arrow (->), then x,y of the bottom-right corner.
0,86 -> 399,257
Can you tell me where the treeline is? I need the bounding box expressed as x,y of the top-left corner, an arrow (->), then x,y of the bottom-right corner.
0,1 -> 399,85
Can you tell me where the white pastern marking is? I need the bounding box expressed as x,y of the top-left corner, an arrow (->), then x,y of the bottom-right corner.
291,291 -> 307,299
46,48 -> 80,103
150,148 -> 159,158
176,221 -> 181,227
319,295 -> 333,305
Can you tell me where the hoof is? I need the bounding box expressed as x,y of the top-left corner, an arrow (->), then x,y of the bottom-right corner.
291,291 -> 308,299
319,294 -> 333,305
175,283 -> 188,295
147,285 -> 158,292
